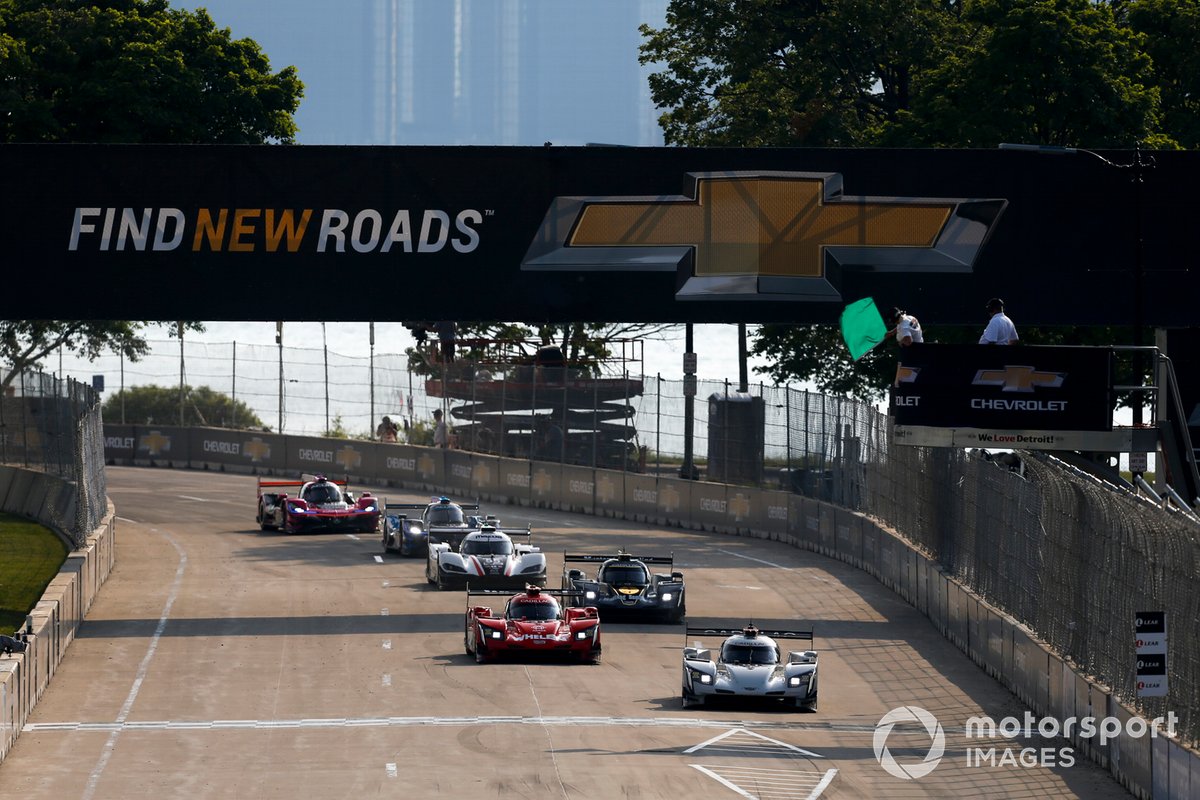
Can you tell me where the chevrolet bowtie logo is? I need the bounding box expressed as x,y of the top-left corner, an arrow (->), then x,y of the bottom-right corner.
973,366 -> 1065,392
895,365 -> 921,385
522,171 -> 1005,301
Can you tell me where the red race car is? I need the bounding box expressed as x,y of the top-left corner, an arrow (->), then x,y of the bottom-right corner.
464,585 -> 601,664
256,475 -> 380,534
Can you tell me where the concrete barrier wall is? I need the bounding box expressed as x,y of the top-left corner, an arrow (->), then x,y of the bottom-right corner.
0,470 -> 116,764
99,428 -> 1197,796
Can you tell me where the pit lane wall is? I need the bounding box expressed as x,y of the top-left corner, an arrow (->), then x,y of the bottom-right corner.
0,466 -> 116,762
105,425 -> 1195,798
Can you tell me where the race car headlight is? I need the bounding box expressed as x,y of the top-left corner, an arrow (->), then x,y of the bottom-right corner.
660,593 -> 673,602
488,629 -> 503,640
689,669 -> 713,685
363,505 -> 377,512
442,563 -> 467,573
520,563 -> 543,574
585,591 -> 597,600
788,674 -> 807,687
575,630 -> 591,640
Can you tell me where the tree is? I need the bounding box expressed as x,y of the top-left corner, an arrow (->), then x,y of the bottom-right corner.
1,4 -> 299,392
1127,0 -> 1200,149
890,0 -> 1163,148
643,0 -> 1186,395
101,383 -> 264,429
639,0 -> 962,146
0,0 -> 303,143
0,320 -> 203,392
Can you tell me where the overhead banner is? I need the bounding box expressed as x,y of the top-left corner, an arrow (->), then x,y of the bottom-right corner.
890,344 -> 1114,433
3,144 -> 1199,324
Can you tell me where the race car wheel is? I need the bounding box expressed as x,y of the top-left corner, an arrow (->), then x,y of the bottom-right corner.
681,688 -> 699,709
474,639 -> 488,664
799,697 -> 818,713
464,631 -> 473,657
436,569 -> 451,591
425,562 -> 436,585
381,531 -> 391,554
589,646 -> 602,665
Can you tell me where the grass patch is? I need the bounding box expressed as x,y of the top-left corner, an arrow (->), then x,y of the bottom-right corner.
0,512 -> 69,635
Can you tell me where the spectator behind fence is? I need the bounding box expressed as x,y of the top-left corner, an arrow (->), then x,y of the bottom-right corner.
980,298 -> 1019,345
376,415 -> 399,442
435,321 -> 456,363
433,408 -> 449,448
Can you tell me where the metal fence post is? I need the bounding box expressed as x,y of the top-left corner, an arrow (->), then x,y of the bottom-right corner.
656,373 -> 661,475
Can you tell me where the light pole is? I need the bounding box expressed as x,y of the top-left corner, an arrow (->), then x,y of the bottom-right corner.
322,322 -> 329,435
276,322 -> 283,434
369,322 -> 376,439
999,142 -> 1156,428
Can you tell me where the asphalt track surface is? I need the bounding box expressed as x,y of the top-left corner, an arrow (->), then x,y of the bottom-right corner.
0,467 -> 1130,799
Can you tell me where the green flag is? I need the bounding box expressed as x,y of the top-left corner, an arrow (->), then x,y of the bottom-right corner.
840,297 -> 887,361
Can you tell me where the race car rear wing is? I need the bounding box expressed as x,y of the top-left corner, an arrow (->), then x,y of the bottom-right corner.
466,586 -> 581,604
383,497 -> 481,512
563,552 -> 674,566
258,477 -> 347,495
428,525 -> 532,549
684,621 -> 814,642
383,502 -> 428,511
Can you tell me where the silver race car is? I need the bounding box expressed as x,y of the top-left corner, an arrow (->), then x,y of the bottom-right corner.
682,622 -> 818,711
426,524 -> 547,591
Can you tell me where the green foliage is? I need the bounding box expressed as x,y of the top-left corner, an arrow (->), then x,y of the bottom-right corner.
101,383 -> 264,429
323,414 -> 351,439
640,0 -> 963,146
405,419 -> 435,447
0,511 -> 69,634
646,0 -> 1194,396
891,0 -> 1161,147
1128,0 -> 1200,148
0,0 -> 303,143
0,320 -> 203,390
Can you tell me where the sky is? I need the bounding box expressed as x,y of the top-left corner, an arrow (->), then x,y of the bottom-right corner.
148,2 -> 772,387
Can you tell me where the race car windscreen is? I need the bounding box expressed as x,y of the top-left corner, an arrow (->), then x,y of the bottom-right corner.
721,643 -> 779,665
427,505 -> 465,525
303,484 -> 342,504
507,599 -> 560,620
462,538 -> 514,556
600,564 -> 648,585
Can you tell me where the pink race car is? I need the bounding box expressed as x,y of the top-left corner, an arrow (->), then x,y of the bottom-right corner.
256,475 -> 380,534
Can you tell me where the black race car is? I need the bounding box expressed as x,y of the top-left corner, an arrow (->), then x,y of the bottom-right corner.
561,550 -> 685,623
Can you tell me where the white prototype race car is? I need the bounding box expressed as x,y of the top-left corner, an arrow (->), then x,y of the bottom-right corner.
682,622 -> 818,711
426,525 -> 547,591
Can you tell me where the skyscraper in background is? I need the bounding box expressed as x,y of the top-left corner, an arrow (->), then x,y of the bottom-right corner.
178,0 -> 667,146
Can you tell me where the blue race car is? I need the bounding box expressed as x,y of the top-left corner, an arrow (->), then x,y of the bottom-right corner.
380,496 -> 493,556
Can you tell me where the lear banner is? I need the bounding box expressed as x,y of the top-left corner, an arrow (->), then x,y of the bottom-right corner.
891,344 -> 1114,432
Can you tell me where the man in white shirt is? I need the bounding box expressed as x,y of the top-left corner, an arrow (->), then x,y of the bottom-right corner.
888,307 -> 924,347
979,298 -> 1019,345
